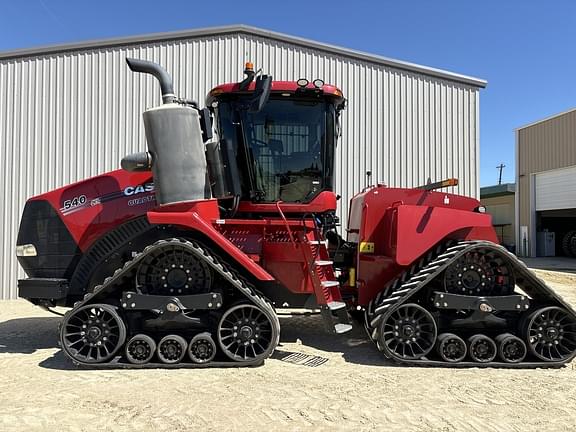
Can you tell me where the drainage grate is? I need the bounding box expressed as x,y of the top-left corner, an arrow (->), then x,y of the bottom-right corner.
273,351 -> 329,367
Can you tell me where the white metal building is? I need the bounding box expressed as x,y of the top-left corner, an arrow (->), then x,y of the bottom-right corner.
0,25 -> 486,299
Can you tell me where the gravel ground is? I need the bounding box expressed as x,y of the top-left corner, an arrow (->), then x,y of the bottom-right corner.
0,270 -> 575,432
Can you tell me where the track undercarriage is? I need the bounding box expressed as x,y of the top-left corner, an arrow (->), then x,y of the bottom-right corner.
59,238 -> 280,368
58,237 -> 576,369
365,241 -> 576,367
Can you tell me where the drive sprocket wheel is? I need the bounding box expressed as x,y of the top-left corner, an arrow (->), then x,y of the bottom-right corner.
136,243 -> 212,296
523,307 -> 576,362
218,304 -> 278,362
60,304 -> 126,364
378,303 -> 437,360
443,249 -> 514,296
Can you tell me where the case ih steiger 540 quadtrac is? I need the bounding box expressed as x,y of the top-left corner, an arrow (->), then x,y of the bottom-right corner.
16,59 -> 576,368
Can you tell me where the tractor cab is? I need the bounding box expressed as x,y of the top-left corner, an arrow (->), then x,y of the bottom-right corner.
205,64 -> 345,216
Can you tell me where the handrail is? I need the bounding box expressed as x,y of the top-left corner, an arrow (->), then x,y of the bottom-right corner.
275,201 -> 296,247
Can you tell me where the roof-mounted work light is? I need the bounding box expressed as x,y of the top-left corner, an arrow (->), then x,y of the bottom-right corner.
296,78 -> 309,88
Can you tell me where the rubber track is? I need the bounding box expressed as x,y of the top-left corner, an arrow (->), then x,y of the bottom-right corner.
366,240 -> 576,368
58,238 -> 280,368
69,216 -> 153,292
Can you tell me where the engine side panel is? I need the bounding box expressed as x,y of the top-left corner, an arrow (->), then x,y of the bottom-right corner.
17,169 -> 157,302
392,205 -> 497,265
27,169 -> 155,252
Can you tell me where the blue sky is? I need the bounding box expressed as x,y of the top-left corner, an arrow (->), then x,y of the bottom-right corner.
1,0 -> 575,186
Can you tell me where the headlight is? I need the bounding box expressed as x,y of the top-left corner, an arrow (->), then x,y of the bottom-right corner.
16,244 -> 37,257
475,206 -> 487,213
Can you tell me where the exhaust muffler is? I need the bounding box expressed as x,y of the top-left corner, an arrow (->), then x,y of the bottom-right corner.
123,58 -> 210,206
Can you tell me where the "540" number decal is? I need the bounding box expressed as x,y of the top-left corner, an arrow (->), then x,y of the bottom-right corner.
63,195 -> 87,210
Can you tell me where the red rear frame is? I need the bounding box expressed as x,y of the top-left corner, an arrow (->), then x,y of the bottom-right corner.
347,186 -> 498,305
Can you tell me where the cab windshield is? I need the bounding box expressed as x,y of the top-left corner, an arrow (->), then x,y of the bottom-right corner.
217,98 -> 335,203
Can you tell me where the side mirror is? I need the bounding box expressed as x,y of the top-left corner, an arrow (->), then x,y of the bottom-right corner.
249,75 -> 272,113
199,108 -> 213,142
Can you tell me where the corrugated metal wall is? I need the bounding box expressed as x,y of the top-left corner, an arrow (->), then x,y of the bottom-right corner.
0,32 -> 480,299
516,109 -> 576,256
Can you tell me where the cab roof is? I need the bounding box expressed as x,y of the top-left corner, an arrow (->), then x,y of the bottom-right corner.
206,81 -> 344,106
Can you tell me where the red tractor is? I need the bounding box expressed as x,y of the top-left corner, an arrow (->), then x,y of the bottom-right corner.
16,59 -> 576,367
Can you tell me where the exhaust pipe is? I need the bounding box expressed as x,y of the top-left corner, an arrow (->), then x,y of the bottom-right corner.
124,58 -> 210,205
126,58 -> 176,104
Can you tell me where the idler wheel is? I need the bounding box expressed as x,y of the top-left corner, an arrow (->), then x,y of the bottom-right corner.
60,304 -> 126,364
157,335 -> 188,364
188,332 -> 217,364
523,307 -> 576,362
495,333 -> 526,363
436,333 -> 467,363
378,303 -> 437,361
468,334 -> 497,363
125,334 -> 156,364
218,303 -> 278,362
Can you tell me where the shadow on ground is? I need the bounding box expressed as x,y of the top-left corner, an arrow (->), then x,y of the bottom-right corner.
522,257 -> 576,274
0,317 -> 60,354
38,351 -> 79,370
277,313 -> 389,366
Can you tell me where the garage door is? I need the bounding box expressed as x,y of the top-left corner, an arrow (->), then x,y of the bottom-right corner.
535,165 -> 576,211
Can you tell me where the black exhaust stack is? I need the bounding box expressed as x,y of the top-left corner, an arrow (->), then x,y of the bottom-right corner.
126,58 -> 176,104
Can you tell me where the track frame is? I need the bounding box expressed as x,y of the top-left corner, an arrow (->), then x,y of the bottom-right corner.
366,240 -> 576,368
58,238 -> 280,368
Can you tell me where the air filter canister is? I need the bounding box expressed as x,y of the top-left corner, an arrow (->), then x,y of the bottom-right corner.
142,103 -> 210,205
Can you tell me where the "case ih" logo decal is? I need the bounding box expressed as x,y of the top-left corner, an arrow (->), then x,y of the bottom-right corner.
123,183 -> 154,196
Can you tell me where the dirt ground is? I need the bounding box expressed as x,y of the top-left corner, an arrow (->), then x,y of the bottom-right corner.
1,270 -> 575,432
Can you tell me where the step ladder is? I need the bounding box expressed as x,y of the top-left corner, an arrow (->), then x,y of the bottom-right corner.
297,232 -> 352,334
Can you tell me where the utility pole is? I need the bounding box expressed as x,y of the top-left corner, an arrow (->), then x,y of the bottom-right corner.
496,163 -> 505,185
